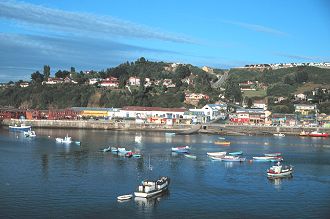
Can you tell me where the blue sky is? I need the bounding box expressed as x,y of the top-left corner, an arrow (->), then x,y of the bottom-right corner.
0,0 -> 329,82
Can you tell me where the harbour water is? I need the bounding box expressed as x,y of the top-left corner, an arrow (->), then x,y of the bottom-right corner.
0,127 -> 330,219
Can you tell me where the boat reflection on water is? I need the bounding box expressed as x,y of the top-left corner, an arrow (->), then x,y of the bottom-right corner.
134,191 -> 170,212
268,176 -> 293,190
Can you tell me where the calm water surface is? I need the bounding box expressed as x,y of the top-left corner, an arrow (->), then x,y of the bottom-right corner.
0,127 -> 330,219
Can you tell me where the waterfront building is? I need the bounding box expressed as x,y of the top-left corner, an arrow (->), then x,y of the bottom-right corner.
118,106 -> 186,121
201,103 -> 227,122
271,113 -> 297,126
71,107 -> 120,119
48,109 -> 79,120
294,104 -> 318,124
230,108 -> 266,125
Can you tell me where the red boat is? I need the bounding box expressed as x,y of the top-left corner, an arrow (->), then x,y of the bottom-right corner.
308,131 -> 329,137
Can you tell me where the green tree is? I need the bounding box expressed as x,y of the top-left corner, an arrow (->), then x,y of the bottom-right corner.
70,67 -> 76,74
31,71 -> 44,84
224,78 -> 242,103
43,65 -> 50,80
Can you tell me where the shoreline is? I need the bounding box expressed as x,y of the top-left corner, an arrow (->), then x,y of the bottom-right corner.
1,119 -> 329,136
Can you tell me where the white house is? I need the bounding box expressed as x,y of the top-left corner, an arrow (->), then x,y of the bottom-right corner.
100,77 -> 119,87
201,103 -> 227,121
88,78 -> 100,85
128,77 -> 141,86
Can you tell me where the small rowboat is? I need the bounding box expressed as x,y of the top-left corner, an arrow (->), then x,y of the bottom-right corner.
264,152 -> 281,157
171,146 -> 190,153
207,151 -> 226,157
214,141 -> 230,146
117,194 -> 133,201
184,154 -> 197,159
228,151 -> 243,155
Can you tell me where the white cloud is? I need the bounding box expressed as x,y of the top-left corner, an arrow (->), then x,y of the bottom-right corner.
0,0 -> 195,43
223,20 -> 288,36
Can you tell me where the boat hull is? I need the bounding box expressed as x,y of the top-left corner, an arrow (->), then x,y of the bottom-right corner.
9,126 -> 31,132
267,170 -> 293,178
134,186 -> 168,198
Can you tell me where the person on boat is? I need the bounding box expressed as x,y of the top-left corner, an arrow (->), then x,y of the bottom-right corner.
277,161 -> 281,166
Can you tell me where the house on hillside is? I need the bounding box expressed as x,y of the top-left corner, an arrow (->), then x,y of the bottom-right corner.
42,77 -> 63,85
252,99 -> 267,110
100,77 -> 119,87
201,103 -> 227,122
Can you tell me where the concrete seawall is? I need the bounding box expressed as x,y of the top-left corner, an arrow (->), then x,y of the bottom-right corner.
1,119 -> 329,135
1,119 -> 193,132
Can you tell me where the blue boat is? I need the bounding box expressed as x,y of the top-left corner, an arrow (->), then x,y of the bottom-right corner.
9,124 -> 31,132
228,151 -> 243,155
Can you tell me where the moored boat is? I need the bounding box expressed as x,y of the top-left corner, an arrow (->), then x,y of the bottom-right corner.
308,131 -> 329,137
214,141 -> 230,146
102,146 -> 111,152
184,154 -> 197,159
9,124 -> 31,132
267,162 -> 293,178
55,135 -> 72,144
253,156 -> 283,162
24,130 -> 36,137
117,194 -> 133,201
228,151 -> 243,155
207,151 -> 227,157
264,152 -> 281,157
171,146 -> 190,153
134,176 -> 170,198
210,155 -> 246,162
273,133 -> 285,137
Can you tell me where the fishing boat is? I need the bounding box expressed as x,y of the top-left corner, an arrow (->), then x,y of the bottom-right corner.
165,132 -> 176,136
125,152 -> 133,158
267,162 -> 293,178
117,194 -> 133,201
102,146 -> 111,152
171,146 -> 190,153
184,154 -> 197,159
75,141 -> 81,145
218,137 -> 226,140
214,141 -> 231,146
308,131 -> 329,137
23,130 -> 36,137
110,147 -> 119,153
55,135 -> 72,144
264,152 -> 281,157
134,176 -> 170,198
9,124 -> 31,132
210,155 -> 246,162
228,151 -> 243,155
206,151 -> 227,157
273,133 -> 285,137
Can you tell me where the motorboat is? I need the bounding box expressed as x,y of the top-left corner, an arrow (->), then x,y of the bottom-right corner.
264,152 -> 281,157
165,132 -> 176,136
125,152 -> 133,158
210,155 -> 246,162
214,141 -> 230,146
9,124 -> 31,132
117,147 -> 132,154
111,147 -> 119,153
134,176 -> 170,198
171,146 -> 190,153
267,162 -> 293,178
132,152 -> 142,158
207,151 -> 226,157
308,131 -> 329,137
24,130 -> 36,137
228,151 -> 243,155
55,135 -> 72,144
273,133 -> 285,137
117,194 -> 133,201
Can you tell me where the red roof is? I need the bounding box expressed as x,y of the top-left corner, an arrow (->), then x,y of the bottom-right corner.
122,106 -> 186,112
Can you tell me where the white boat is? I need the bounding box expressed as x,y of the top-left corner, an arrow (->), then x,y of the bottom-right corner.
253,156 -> 283,162
134,176 -> 170,198
55,135 -> 72,144
210,155 -> 246,162
267,163 -> 293,178
9,124 -> 31,132
171,146 -> 190,153
274,133 -> 285,137
102,146 -> 111,152
207,151 -> 226,157
165,132 -> 176,136
24,130 -> 36,137
117,194 -> 133,201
